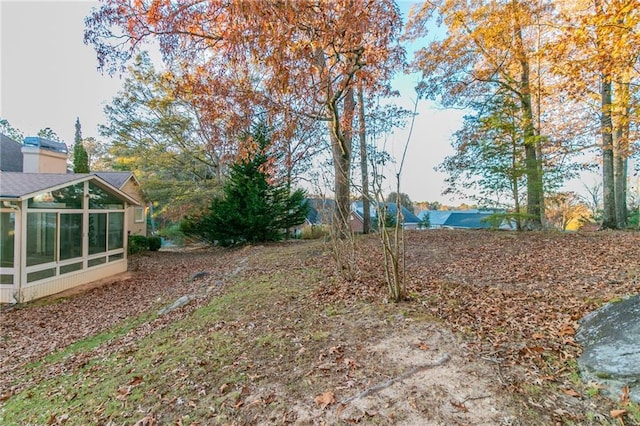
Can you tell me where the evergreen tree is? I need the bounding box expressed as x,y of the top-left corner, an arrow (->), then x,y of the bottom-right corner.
182,123 -> 308,246
73,118 -> 90,173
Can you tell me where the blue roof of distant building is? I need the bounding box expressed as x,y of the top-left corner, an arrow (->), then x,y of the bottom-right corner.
352,201 -> 420,224
23,137 -> 68,154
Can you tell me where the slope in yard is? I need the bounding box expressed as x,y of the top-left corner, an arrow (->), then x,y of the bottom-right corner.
1,231 -> 639,425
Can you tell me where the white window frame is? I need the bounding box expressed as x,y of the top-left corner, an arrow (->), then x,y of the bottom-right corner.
134,207 -> 145,223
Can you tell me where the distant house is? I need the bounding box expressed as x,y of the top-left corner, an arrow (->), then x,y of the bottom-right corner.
417,209 -> 513,230
351,201 -> 421,232
290,198 -> 335,237
0,134 -> 145,304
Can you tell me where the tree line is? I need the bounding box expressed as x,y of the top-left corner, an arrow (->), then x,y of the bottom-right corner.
76,0 -> 639,233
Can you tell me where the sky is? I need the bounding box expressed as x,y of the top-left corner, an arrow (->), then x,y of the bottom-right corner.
0,1 -> 600,205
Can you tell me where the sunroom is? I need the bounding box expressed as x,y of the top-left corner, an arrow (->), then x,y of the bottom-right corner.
0,172 -> 139,304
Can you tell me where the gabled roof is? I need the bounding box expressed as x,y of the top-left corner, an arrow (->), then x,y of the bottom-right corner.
352,201 -> 421,224
304,198 -> 335,225
418,210 -> 452,226
0,172 -> 140,206
0,134 -> 24,172
94,171 -> 139,190
443,212 -> 496,229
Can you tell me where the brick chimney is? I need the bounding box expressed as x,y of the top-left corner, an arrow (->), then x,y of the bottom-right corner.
21,137 -> 69,173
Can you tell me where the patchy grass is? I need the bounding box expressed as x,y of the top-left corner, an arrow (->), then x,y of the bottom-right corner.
2,269 -> 319,424
2,232 -> 640,425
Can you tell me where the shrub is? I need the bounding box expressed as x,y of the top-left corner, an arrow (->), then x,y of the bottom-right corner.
128,235 -> 148,254
300,225 -> 330,240
148,236 -> 162,251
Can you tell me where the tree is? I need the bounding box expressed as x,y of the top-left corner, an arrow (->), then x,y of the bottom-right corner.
37,127 -> 61,141
73,118 -> 90,173
386,192 -> 414,213
438,93 -> 527,229
406,0 -> 555,229
545,192 -> 592,231
82,136 -> 113,171
418,212 -> 430,229
0,118 -> 24,141
85,0 -> 404,237
552,0 -> 640,229
181,123 -> 308,246
101,53 -> 225,221
582,181 -> 603,223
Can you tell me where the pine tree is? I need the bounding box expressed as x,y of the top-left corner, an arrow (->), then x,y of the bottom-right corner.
182,123 -> 308,246
73,117 -> 90,173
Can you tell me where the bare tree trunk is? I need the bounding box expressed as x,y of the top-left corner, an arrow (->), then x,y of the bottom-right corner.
511,137 -> 522,231
329,87 -> 355,238
614,138 -> 627,228
512,2 -> 543,230
614,73 -> 630,229
601,75 -> 617,229
357,82 -> 370,234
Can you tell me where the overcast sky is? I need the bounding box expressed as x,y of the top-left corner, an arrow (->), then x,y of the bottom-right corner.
2,1 -> 568,205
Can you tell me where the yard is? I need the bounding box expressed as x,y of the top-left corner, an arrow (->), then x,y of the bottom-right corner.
1,230 -> 639,425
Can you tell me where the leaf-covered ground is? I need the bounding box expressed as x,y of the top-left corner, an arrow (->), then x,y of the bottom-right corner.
1,230 -> 639,425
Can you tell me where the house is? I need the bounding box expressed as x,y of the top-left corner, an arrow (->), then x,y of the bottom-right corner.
417,209 -> 514,230
290,198 -> 335,237
350,201 -> 421,232
0,134 -> 24,172
0,135 -> 143,304
418,209 -> 480,229
95,172 -> 147,237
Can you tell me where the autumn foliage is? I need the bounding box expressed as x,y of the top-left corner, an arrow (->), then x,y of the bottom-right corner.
85,0 -> 405,235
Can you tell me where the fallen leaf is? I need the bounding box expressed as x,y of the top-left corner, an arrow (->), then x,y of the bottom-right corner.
329,346 -> 342,355
417,342 -> 430,350
134,415 -> 156,426
129,376 -> 143,386
558,324 -> 575,337
219,383 -> 230,394
314,391 -> 335,409
116,386 -> 130,401
450,400 -> 468,412
562,388 -> 581,397
621,385 -> 630,405
610,409 -> 627,419
344,358 -> 360,369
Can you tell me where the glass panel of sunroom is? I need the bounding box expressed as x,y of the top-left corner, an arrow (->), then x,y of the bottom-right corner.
28,183 -> 84,209
0,212 -> 15,268
26,212 -> 56,266
60,214 -> 83,260
108,212 -> 124,250
88,213 -> 107,255
88,182 -> 124,209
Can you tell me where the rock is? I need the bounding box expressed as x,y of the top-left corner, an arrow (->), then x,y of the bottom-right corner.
189,271 -> 210,282
575,294 -> 640,403
158,295 -> 192,315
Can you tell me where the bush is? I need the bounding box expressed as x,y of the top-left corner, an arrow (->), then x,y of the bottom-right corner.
128,235 -> 149,254
148,236 -> 162,251
300,225 -> 330,240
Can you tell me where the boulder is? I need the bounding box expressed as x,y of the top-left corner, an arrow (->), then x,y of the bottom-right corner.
158,295 -> 192,316
575,294 -> 640,403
